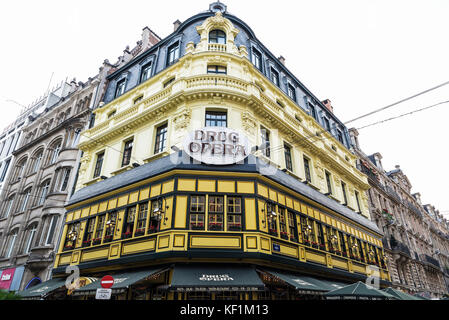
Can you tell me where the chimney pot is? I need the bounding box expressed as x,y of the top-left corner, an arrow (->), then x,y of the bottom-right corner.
322,99 -> 333,113
278,56 -> 286,65
173,20 -> 182,32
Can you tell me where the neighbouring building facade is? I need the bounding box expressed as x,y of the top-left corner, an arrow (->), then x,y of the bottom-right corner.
350,128 -> 449,299
0,77 -> 101,292
37,2 -> 392,301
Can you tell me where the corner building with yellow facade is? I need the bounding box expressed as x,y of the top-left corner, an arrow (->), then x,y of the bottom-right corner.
50,2 -> 390,300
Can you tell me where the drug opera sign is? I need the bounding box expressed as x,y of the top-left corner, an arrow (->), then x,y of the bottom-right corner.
183,127 -> 250,165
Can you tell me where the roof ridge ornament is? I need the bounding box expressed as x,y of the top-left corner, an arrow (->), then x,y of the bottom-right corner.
209,1 -> 227,14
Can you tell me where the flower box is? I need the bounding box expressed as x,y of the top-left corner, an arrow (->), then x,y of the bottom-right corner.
64,245 -> 74,251
280,232 -> 288,240
103,235 -> 113,243
319,244 -> 326,250
122,232 -> 133,239
82,240 -> 92,247
209,223 -> 223,231
191,223 -> 204,230
92,238 -> 102,245
269,229 -> 278,236
303,239 -> 311,246
289,235 -> 297,242
228,223 -> 242,231
135,229 -> 145,236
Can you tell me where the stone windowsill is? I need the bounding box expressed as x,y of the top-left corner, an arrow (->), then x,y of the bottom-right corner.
110,164 -> 134,176
143,151 -> 170,164
84,176 -> 102,187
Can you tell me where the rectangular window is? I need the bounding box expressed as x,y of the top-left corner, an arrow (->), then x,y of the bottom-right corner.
135,203 -> 148,235
301,217 -> 315,245
25,226 -> 37,254
207,65 -> 227,74
326,227 -> 339,254
208,196 -> 224,231
205,111 -> 227,127
339,231 -> 347,257
190,196 -> 205,230
149,200 -> 163,234
122,139 -> 133,167
60,168 -> 71,192
251,49 -> 262,71
357,239 -> 366,263
64,223 -> 80,250
323,117 -> 331,132
325,170 -> 332,195
287,211 -> 297,242
88,113 -> 96,129
115,79 -> 126,98
270,68 -> 279,86
104,211 -> 117,242
267,202 -> 277,236
154,123 -> 168,154
163,77 -> 176,88
278,207 -> 288,239
355,191 -> 362,213
308,103 -> 317,120
303,156 -> 312,183
0,159 -> 10,182
167,42 -> 180,66
83,218 -> 96,246
284,144 -> 293,172
93,152 -> 104,178
341,181 -> 348,205
45,215 -> 59,245
122,206 -> 137,238
316,223 -> 325,250
141,62 -> 153,82
93,215 -> 106,244
227,197 -> 242,231
337,129 -> 344,144
287,84 -> 296,101
261,127 -> 271,158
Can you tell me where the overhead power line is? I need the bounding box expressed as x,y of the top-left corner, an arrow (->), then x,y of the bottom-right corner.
344,80 -> 449,125
356,100 -> 449,130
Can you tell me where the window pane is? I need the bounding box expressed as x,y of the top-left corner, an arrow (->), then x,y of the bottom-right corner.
154,124 -> 168,154
205,111 -> 227,127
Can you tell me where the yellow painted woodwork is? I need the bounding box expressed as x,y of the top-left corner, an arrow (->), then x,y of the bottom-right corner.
108,198 -> 117,210
218,180 -> 235,193
198,180 -> 216,192
268,188 -> 277,202
258,199 -> 268,233
75,221 -> 87,248
178,179 -> 196,192
90,204 -> 98,216
160,197 -> 174,231
117,195 -> 129,208
245,236 -> 258,250
122,239 -> 156,255
81,248 -> 109,262
190,235 -> 241,248
306,251 -> 326,264
244,198 -> 257,230
237,181 -> 254,194
260,237 -> 270,251
162,180 -> 175,194
150,184 -> 161,198
257,183 -> 268,198
99,201 -> 108,213
173,234 -> 186,248
113,210 -> 125,241
73,210 -> 81,221
81,207 -> 90,218
158,235 -> 171,250
66,212 -> 73,222
285,197 -> 293,209
273,242 -> 298,258
58,254 -> 72,266
174,196 -> 188,229
139,188 -> 150,201
277,193 -> 285,205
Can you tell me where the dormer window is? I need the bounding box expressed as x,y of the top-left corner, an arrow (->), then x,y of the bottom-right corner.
270,68 -> 279,86
167,42 -> 180,66
209,29 -> 226,44
115,79 -> 126,98
140,62 -> 153,83
251,48 -> 262,71
287,84 -> 296,101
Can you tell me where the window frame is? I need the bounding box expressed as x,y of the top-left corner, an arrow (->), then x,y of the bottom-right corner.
93,151 -> 105,178
154,123 -> 168,154
140,62 -> 153,83
166,41 -> 180,66
208,29 -> 226,44
205,111 -> 227,128
121,138 -> 134,167
284,143 -> 293,172
115,79 -> 126,98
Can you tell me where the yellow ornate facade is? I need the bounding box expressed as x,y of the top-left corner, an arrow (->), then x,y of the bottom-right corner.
50,7 -> 390,300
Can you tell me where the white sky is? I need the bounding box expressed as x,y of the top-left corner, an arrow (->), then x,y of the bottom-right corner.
1,0 -> 448,217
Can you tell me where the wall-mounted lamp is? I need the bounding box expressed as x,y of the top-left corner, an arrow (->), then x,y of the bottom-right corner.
132,162 -> 140,168
100,176 -> 108,180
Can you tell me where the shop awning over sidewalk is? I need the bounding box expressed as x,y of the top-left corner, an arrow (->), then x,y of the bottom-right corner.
73,267 -> 166,296
325,281 -> 396,300
259,269 -> 348,294
169,265 -> 265,292
382,287 -> 422,300
17,278 -> 67,299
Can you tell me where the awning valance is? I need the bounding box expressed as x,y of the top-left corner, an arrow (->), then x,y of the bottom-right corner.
325,281 -> 396,299
73,267 -> 166,296
169,265 -> 265,292
17,278 -> 67,299
260,269 -> 348,294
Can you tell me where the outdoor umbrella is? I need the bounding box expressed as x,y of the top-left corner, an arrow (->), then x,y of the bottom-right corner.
382,287 -> 422,300
324,281 -> 397,300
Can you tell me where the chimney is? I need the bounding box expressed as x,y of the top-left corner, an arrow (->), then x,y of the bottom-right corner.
173,20 -> 182,32
141,26 -> 161,51
278,56 -> 286,65
413,193 -> 422,204
322,99 -> 333,113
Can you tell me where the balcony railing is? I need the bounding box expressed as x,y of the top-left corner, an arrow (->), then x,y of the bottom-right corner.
390,239 -> 411,257
420,254 -> 441,269
406,201 -> 423,218
208,43 -> 227,52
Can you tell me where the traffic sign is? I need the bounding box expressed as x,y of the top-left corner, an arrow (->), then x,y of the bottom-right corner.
96,288 -> 112,300
101,275 -> 114,289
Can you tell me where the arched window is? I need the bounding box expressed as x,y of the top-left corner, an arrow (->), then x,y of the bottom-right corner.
48,140 -> 62,165
2,194 -> 15,219
18,187 -> 32,212
13,157 -> 27,181
37,179 -> 51,206
30,149 -> 43,173
5,229 -> 18,258
209,29 -> 226,44
23,223 -> 38,253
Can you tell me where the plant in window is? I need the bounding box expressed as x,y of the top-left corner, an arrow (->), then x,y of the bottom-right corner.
135,228 -> 146,236
82,239 -> 92,247
280,231 -> 288,240
92,238 -> 102,245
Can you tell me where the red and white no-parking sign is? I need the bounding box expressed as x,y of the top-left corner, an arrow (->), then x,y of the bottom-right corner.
100,275 -> 114,289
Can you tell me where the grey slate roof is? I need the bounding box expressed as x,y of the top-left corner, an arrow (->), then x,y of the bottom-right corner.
69,153 -> 381,235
